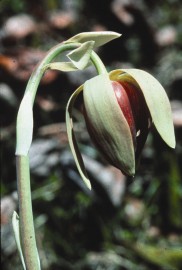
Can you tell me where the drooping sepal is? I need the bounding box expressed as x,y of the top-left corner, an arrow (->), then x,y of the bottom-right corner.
64,31 -> 121,48
83,73 -> 135,176
66,85 -> 91,189
45,62 -> 80,72
110,69 -> 176,149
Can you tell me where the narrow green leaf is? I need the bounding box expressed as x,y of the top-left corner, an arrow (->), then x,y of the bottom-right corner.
135,243 -> 182,270
65,31 -> 121,48
46,62 -> 79,72
12,211 -> 26,270
66,85 -> 91,189
67,41 -> 95,70
112,69 -> 176,148
16,92 -> 33,155
83,74 -> 135,176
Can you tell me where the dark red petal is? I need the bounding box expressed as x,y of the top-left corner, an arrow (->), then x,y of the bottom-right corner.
120,81 -> 152,160
112,81 -> 136,147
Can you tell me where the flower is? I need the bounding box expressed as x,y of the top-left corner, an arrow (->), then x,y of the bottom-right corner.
82,70 -> 175,176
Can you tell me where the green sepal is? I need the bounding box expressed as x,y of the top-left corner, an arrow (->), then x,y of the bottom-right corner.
64,31 -> 121,48
83,73 -> 135,176
66,85 -> 91,189
12,211 -> 26,270
16,91 -> 33,155
110,69 -> 176,148
67,41 -> 95,70
45,62 -> 79,72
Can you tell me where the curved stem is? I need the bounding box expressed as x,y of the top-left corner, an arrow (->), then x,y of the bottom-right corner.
26,42 -> 107,104
90,50 -> 107,75
16,42 -> 107,270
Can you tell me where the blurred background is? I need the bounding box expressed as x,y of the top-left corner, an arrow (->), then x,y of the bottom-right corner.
1,0 -> 182,269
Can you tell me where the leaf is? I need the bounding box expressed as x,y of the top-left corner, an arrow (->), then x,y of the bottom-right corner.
65,31 -> 121,48
66,85 -> 91,189
12,211 -> 26,270
135,243 -> 182,270
110,69 -> 176,148
16,91 -> 33,155
83,73 -> 135,176
67,41 -> 95,70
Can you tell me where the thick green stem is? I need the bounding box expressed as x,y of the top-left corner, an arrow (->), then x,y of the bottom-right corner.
16,41 -> 107,269
16,156 -> 39,270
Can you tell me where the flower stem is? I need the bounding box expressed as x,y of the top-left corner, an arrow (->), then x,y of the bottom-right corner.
90,50 -> 108,75
16,41 -> 107,269
25,42 -> 107,105
16,156 -> 40,270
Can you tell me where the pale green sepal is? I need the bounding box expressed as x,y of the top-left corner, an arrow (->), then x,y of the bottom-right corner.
65,31 -> 121,48
46,61 -> 91,72
67,41 -> 95,70
16,92 -> 33,155
12,211 -> 26,270
46,62 -> 79,72
114,69 -> 175,148
83,73 -> 135,176
66,85 -> 91,189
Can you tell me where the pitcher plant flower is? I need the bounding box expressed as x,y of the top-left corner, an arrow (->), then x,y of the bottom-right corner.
64,34 -> 175,189
82,69 -> 175,177
14,31 -> 175,269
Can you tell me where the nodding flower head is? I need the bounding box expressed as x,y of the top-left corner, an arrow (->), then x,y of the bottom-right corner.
82,69 -> 175,176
